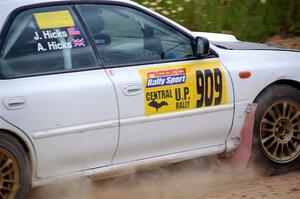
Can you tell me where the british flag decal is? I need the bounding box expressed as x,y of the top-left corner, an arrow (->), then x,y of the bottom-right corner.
73,38 -> 86,48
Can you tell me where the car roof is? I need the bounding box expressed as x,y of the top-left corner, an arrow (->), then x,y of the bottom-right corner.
0,0 -> 134,31
0,0 -> 194,42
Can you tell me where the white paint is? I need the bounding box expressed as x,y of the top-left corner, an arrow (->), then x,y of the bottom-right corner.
0,117 -> 38,182
32,120 -> 119,139
0,70 -> 119,178
120,104 -> 233,126
212,46 -> 300,149
108,58 -> 234,164
32,144 -> 225,187
193,32 -> 239,42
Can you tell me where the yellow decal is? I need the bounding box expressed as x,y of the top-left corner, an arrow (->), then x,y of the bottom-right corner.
34,10 -> 75,29
139,60 -> 228,116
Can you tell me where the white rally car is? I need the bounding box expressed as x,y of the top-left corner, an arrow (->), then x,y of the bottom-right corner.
0,0 -> 299,198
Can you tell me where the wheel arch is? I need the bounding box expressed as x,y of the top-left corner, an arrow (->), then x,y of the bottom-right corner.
250,79 -> 300,173
0,122 -> 36,181
223,79 -> 300,171
0,128 -> 30,153
253,79 -> 300,103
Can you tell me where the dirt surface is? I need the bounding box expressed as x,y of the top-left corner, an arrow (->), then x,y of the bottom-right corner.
204,172 -> 300,199
29,159 -> 300,199
28,37 -> 300,199
265,35 -> 300,50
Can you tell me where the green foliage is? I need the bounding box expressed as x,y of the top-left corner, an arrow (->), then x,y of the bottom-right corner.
135,0 -> 300,41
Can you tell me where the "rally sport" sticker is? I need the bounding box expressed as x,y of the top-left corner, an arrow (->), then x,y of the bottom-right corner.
139,59 -> 228,116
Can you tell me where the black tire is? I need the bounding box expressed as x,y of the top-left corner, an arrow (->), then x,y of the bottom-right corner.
0,132 -> 31,199
252,84 -> 300,175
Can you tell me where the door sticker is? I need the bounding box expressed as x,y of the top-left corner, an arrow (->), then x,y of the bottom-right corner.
34,10 -> 75,29
32,10 -> 86,53
139,59 -> 228,116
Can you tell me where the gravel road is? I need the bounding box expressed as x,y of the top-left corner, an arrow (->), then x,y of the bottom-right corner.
29,158 -> 300,199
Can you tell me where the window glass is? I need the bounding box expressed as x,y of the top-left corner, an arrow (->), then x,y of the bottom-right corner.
0,6 -> 98,78
77,5 -> 194,67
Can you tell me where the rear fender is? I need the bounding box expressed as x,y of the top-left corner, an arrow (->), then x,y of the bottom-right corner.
0,116 -> 37,181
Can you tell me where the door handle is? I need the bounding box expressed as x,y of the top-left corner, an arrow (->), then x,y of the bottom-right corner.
122,84 -> 142,96
3,97 -> 26,110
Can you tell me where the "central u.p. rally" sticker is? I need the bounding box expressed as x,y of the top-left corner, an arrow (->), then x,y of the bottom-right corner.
139,59 -> 228,116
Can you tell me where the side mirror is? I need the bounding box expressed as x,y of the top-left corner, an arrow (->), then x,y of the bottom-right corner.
195,37 -> 210,57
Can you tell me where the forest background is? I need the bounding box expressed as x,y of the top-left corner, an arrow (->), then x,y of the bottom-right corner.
134,0 -> 300,42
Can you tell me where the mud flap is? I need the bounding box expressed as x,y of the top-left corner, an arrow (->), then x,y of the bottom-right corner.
217,103 -> 258,172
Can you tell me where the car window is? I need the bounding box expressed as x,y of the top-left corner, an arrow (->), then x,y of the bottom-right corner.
77,5 -> 194,67
0,6 -> 98,78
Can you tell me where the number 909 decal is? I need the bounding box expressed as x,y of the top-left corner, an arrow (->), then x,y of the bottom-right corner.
139,59 -> 228,116
196,68 -> 223,108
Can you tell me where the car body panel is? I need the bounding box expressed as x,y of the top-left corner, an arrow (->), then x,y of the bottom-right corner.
194,32 -> 239,42
0,116 -> 37,177
0,70 -> 120,178
108,58 -> 234,164
0,0 -> 195,42
211,46 -> 300,150
0,0 -> 61,30
211,41 -> 299,52
192,33 -> 300,151
32,143 -> 225,187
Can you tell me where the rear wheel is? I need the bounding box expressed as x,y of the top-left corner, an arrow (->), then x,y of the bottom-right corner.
0,133 -> 30,199
253,84 -> 300,174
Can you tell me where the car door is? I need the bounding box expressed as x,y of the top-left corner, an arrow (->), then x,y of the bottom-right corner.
78,4 -> 234,164
0,6 -> 119,178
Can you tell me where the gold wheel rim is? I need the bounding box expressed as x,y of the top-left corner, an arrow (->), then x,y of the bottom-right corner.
260,100 -> 300,163
0,148 -> 20,199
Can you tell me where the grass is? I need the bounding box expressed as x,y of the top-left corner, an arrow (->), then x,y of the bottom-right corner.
135,0 -> 300,42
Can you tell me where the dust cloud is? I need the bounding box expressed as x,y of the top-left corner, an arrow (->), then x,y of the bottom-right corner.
29,157 -> 262,199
